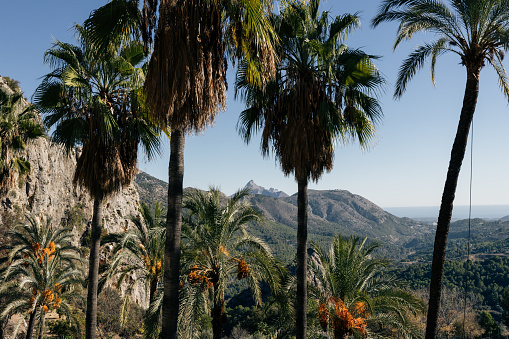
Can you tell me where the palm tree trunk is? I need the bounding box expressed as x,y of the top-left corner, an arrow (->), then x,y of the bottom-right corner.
149,276 -> 158,306
37,310 -> 46,339
212,283 -> 225,339
161,128 -> 185,339
0,317 -> 5,339
86,194 -> 104,339
334,328 -> 348,339
25,309 -> 37,339
425,70 -> 480,339
296,177 -> 308,339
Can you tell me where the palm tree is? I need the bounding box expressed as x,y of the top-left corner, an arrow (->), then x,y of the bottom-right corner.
34,25 -> 162,339
0,215 -> 83,339
235,1 -> 384,337
0,85 -> 44,196
372,1 -> 509,337
180,187 -> 283,339
309,235 -> 424,339
84,2 -> 277,336
100,202 -> 165,326
0,214 -> 80,271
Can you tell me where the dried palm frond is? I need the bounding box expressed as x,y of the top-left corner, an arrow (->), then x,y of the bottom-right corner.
145,0 -> 227,132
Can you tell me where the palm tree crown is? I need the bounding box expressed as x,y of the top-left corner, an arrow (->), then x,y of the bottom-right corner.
373,0 -> 509,98
237,0 -> 383,182
0,215 -> 83,339
0,215 -> 80,269
0,85 -> 44,196
35,25 -> 161,198
309,235 -> 424,338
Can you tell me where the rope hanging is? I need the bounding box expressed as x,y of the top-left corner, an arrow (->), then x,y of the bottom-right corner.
462,119 -> 474,338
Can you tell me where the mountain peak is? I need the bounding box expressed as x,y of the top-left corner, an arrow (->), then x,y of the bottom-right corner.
245,180 -> 289,198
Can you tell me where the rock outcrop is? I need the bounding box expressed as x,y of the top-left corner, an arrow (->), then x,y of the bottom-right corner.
0,136 -> 142,235
244,179 -> 289,198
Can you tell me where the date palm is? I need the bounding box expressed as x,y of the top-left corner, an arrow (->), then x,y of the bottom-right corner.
309,235 -> 424,339
85,2 -> 276,336
34,25 -> 161,339
0,214 -> 80,271
372,1 -> 509,337
0,215 -> 83,339
236,0 -> 384,337
181,187 -> 283,339
0,86 -> 44,196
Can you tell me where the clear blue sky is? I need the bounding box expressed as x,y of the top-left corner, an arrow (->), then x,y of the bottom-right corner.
2,0 -> 509,210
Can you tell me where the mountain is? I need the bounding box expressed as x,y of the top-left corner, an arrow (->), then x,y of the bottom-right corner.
244,180 -> 289,198
134,172 -> 432,261
135,171 -> 168,212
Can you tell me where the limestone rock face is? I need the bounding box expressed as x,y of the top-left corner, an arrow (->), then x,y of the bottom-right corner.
0,137 -> 142,236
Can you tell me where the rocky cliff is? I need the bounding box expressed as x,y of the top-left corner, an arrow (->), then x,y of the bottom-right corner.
0,136 -> 142,235
244,179 -> 289,198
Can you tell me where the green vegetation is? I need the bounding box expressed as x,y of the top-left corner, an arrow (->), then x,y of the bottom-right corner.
0,215 -> 83,339
397,257 -> 509,311
3,0 -> 509,337
100,203 -> 165,332
65,204 -> 86,231
0,85 -> 44,196
179,187 -> 284,339
309,236 -> 424,338
97,288 -> 145,338
1,76 -> 21,93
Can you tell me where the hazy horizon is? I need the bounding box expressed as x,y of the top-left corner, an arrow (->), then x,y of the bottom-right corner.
385,205 -> 509,220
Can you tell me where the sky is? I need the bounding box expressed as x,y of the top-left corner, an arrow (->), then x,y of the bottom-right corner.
2,0 -> 509,213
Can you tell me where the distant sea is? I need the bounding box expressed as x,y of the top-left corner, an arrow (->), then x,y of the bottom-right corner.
385,205 -> 509,221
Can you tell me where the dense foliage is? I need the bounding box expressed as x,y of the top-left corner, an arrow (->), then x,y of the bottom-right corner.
397,257 -> 509,312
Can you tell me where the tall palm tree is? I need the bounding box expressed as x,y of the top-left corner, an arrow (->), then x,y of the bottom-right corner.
100,202 -> 165,326
181,187 -> 283,339
372,1 -> 509,337
85,2 -> 277,336
0,85 -> 44,196
309,235 -> 424,339
236,1 -> 384,337
34,25 -> 162,339
0,215 -> 83,339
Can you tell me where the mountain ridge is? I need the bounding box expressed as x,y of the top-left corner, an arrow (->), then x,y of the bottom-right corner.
134,171 -> 432,261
